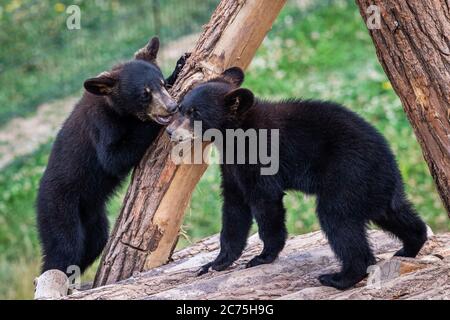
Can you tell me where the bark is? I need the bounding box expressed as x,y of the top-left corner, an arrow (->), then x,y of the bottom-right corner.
67,230 -> 450,300
94,0 -> 287,287
356,0 -> 450,216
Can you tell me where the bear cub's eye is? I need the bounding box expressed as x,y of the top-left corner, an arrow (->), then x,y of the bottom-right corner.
187,107 -> 196,116
143,87 -> 151,99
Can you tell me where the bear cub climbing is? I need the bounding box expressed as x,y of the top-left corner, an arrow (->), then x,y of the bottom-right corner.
37,37 -> 186,274
166,67 -> 427,290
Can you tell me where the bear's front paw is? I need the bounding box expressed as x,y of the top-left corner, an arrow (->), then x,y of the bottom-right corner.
245,254 -> 277,268
166,53 -> 192,88
175,52 -> 191,70
197,259 -> 233,276
197,262 -> 214,276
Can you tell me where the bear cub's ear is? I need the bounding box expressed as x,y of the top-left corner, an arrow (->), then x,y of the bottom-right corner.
84,72 -> 117,96
134,36 -> 160,63
222,67 -> 245,87
224,88 -> 254,117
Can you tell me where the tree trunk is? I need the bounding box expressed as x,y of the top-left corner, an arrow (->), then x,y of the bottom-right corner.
356,0 -> 450,217
94,0 -> 287,287
67,230 -> 450,300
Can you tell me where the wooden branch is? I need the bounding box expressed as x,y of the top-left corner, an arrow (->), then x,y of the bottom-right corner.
94,0 -> 287,287
67,230 -> 450,300
356,0 -> 450,217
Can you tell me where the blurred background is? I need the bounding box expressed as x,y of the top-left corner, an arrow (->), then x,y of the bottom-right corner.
0,0 -> 447,299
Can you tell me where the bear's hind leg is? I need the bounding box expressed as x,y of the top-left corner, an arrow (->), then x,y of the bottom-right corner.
38,199 -> 85,274
79,204 -> 109,272
317,201 -> 375,290
374,200 -> 427,258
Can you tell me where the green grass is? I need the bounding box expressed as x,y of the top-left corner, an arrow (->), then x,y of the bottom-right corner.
0,143 -> 47,299
0,0 -> 448,299
0,0 -> 218,126
0,142 -> 128,299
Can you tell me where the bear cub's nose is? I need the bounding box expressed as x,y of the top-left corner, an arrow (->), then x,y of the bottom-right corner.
166,101 -> 178,114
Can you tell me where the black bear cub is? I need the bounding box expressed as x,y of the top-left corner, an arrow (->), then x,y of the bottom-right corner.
37,37 -> 186,274
166,67 -> 427,290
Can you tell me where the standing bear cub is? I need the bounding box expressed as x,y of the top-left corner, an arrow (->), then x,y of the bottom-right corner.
37,37 -> 186,274
166,67 -> 427,290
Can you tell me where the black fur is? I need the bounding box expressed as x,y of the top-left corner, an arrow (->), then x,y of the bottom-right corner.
37,37 -> 186,274
168,67 -> 427,290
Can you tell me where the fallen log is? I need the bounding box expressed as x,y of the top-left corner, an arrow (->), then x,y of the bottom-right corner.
67,230 -> 450,300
